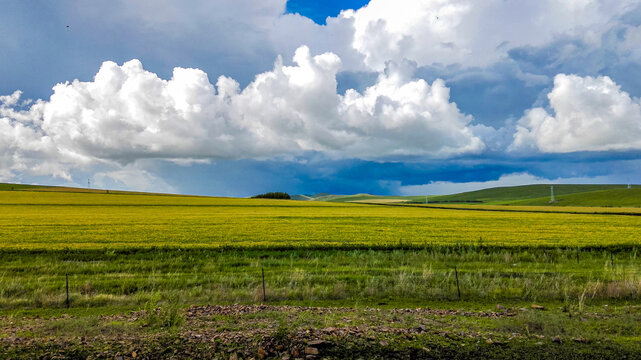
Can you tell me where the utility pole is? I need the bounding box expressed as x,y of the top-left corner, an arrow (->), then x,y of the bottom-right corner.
425,195 -> 428,205
550,185 -> 555,203
87,178 -> 91,189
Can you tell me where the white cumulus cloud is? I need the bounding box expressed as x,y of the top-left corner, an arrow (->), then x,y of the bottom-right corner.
512,74 -> 641,152
81,0 -> 639,73
0,46 -> 483,180
338,0 -> 637,70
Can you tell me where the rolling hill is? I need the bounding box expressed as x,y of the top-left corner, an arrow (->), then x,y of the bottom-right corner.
427,184 -> 629,204
511,187 -> 641,207
4,182 -> 641,208
0,182 -> 188,197
292,184 -> 641,208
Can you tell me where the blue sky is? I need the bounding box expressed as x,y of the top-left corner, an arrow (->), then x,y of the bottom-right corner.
1,0 -> 641,196
286,0 -> 370,24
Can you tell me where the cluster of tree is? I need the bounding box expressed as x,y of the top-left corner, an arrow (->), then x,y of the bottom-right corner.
251,192 -> 291,199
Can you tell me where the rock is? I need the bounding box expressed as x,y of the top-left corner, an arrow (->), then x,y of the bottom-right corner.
304,347 -> 319,355
230,353 -> 238,360
307,340 -> 327,346
258,347 -> 267,359
531,304 -> 546,310
379,341 -> 389,346
496,304 -> 506,310
552,336 -> 561,343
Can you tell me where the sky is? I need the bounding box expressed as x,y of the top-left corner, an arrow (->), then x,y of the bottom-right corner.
1,0 -> 641,197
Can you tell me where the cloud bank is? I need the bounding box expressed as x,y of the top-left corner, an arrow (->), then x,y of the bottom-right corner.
339,0 -> 637,70
0,46 -> 483,180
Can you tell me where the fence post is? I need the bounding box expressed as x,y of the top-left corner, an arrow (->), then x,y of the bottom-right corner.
454,267 -> 461,300
610,250 -> 614,268
65,274 -> 70,309
262,267 -> 266,303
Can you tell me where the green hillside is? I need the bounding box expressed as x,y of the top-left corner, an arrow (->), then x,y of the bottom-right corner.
314,194 -> 404,202
0,183 -> 44,191
8,182 -> 640,208
512,187 -> 641,207
428,184 -> 627,204
0,182 -> 177,196
311,194 -> 427,203
296,184 -> 641,208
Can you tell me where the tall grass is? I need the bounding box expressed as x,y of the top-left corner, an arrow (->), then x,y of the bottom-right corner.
1,247 -> 640,310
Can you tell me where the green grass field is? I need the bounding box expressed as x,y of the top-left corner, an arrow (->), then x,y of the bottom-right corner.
3,190 -> 641,249
3,184 -> 641,358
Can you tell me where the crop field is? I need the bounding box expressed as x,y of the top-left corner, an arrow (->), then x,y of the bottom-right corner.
393,203 -> 641,215
2,187 -> 641,358
3,191 -> 641,250
3,189 -> 641,307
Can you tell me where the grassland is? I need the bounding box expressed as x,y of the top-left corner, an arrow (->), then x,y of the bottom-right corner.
3,185 -> 641,358
2,247 -> 641,310
4,190 -> 641,249
387,203 -> 641,215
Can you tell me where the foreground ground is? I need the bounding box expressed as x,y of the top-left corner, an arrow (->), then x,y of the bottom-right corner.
2,187 -> 641,358
2,246 -> 640,359
3,303 -> 641,359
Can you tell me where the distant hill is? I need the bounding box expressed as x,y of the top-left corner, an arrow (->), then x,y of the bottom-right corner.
0,183 -> 44,191
291,193 -> 425,203
292,184 -> 641,208
7,182 -> 641,208
291,194 -> 313,201
511,187 -> 641,207
428,184 -> 628,204
0,182 -> 174,196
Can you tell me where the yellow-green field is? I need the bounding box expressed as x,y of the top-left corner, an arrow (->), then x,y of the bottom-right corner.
3,190 -> 641,249
397,203 -> 641,214
4,188 -> 641,359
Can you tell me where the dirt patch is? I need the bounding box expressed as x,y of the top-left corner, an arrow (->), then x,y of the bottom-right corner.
186,304 -> 514,318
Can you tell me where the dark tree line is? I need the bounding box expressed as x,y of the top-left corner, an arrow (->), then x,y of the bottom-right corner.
251,192 -> 291,199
